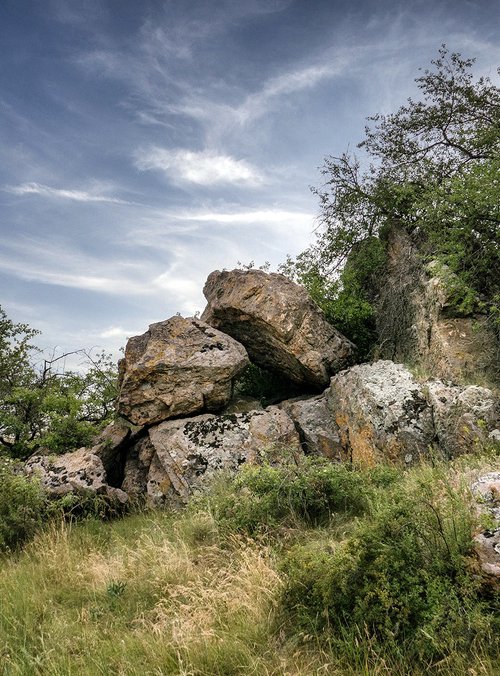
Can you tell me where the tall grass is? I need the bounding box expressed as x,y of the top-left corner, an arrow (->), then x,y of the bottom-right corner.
0,454 -> 498,675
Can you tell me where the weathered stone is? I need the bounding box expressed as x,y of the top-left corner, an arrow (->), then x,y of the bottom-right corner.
326,361 -> 435,466
121,436 -> 155,497
201,269 -> 355,389
279,395 -> 342,460
25,448 -> 128,504
376,229 -> 498,386
427,381 -> 499,458
117,316 -> 249,426
145,407 -> 301,506
90,421 -> 132,485
471,472 -> 500,589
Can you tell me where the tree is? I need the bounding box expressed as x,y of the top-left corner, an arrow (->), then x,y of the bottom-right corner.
282,47 -> 500,352
0,305 -> 118,459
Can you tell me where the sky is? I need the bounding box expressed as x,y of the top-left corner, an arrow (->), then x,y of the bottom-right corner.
1,0 -> 499,363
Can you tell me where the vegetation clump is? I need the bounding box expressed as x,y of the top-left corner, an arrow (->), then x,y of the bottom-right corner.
0,304 -> 118,460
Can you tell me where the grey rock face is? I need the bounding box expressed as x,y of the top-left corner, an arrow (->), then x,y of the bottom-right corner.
325,361 -> 435,465
25,448 -> 128,504
279,394 -> 342,460
144,406 -> 301,506
201,269 -> 355,389
471,472 -> 500,589
427,382 -> 499,458
117,316 -> 249,426
121,436 -> 155,497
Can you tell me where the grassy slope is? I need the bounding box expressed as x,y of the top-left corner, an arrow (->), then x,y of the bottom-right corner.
1,454 -> 499,675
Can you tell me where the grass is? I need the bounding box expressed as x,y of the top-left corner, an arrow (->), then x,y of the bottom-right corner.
0,453 -> 499,675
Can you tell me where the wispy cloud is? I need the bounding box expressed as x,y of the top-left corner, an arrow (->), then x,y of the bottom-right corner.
4,182 -> 132,204
0,237 -> 157,296
185,208 -> 313,225
135,148 -> 263,186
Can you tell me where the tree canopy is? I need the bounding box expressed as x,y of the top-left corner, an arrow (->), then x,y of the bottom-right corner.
282,47 -> 500,355
0,305 -> 118,459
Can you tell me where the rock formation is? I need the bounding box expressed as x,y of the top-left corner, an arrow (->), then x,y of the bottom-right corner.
427,381 -> 499,458
471,472 -> 500,590
117,315 -> 249,426
23,266 -> 500,578
145,407 -> 301,506
376,229 -> 498,386
202,269 -> 355,388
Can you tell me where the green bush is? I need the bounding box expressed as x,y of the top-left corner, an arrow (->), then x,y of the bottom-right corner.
202,456 -> 373,534
0,457 -> 46,552
281,466 -> 498,666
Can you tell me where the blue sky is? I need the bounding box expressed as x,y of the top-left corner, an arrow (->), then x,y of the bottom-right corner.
1,0 -> 499,361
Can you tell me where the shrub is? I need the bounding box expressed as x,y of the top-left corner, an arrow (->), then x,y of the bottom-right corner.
0,457 -> 46,552
202,456 -> 373,534
281,466 -> 498,667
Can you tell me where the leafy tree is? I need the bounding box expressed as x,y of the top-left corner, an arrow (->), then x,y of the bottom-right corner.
0,305 -> 118,459
282,47 -> 500,353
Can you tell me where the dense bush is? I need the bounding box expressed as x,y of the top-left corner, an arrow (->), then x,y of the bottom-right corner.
202,456 -> 398,534
0,458 -> 46,552
281,465 -> 499,666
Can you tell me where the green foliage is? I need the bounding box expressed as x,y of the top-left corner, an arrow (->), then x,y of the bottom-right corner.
281,465 -> 498,666
0,457 -> 46,552
202,456 -> 377,534
0,456 -> 498,673
0,457 -> 123,553
282,47 -> 500,353
0,305 -> 118,459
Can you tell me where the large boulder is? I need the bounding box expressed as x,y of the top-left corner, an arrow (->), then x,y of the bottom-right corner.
427,382 -> 499,458
25,448 -> 128,504
201,269 -> 355,389
143,407 -> 301,506
117,316 -> 249,426
326,361 -> 435,465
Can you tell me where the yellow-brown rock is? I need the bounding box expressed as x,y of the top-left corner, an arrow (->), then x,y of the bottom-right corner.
201,269 -> 355,389
117,316 -> 249,426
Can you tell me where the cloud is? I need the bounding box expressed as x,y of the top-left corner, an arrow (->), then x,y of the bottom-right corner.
185,208 -> 313,225
98,326 -> 137,339
135,148 -> 263,186
4,182 -> 131,204
0,237 -> 157,296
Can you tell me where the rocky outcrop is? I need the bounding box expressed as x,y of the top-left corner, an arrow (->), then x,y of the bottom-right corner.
144,407 -> 301,506
471,472 -> 500,590
427,382 -> 499,458
117,316 -> 249,426
25,448 -> 128,504
201,269 -> 355,389
326,361 -> 435,466
376,229 -> 498,386
279,395 -> 342,459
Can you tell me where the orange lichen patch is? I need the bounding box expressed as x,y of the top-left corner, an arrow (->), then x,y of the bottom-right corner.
349,425 -> 376,468
384,437 -> 404,464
